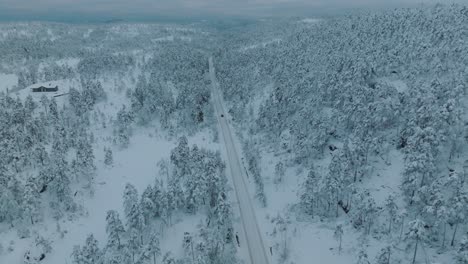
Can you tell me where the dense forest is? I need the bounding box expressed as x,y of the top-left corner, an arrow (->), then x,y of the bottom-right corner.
0,3 -> 467,264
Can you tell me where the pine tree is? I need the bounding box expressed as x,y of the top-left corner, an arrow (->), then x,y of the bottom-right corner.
170,136 -> 190,179
140,185 -> 155,225
80,234 -> 101,264
123,183 -> 139,221
300,165 -> 318,216
448,189 -> 468,247
0,185 -> 20,225
333,224 -> 344,254
405,219 -> 427,264
127,203 -> 145,245
22,177 -> 41,225
73,134 -> 96,188
151,180 -> 163,218
48,142 -> 73,211
167,177 -> 184,211
274,161 -> 285,187
160,190 -> 172,228
24,95 -> 37,115
128,228 -> 142,264
138,232 -> 161,264
375,246 -> 391,264
114,106 -> 133,148
49,98 -> 59,124
106,210 -> 125,249
384,194 -> 398,234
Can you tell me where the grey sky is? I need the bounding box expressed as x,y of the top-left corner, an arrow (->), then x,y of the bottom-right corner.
0,0 -> 464,21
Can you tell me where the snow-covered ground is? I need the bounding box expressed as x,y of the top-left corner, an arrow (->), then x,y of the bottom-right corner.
0,73 -> 18,93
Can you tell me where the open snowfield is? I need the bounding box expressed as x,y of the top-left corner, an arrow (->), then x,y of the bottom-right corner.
0,73 -> 18,93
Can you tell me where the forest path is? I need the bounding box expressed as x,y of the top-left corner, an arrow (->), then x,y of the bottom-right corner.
209,57 -> 270,264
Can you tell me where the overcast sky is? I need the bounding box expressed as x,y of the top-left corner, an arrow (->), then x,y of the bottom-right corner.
0,0 -> 464,21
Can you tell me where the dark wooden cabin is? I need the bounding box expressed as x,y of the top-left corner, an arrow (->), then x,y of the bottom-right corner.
32,86 -> 58,92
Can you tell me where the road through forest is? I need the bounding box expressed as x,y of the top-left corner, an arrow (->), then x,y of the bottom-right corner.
209,57 -> 270,264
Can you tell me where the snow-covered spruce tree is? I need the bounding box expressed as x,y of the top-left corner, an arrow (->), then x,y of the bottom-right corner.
114,106 -> 133,148
105,210 -> 125,249
151,179 -> 163,218
137,232 -> 161,264
351,190 -> 378,234
72,234 -> 102,264
405,219 -> 428,264
184,144 -> 207,213
170,136 -> 190,179
21,177 -> 42,225
81,80 -> 106,110
243,141 -> 266,207
128,228 -> 142,264
131,73 -> 174,126
48,138 -> 74,213
126,203 -> 145,245
160,189 -> 172,228
72,134 -> 96,188
204,152 -> 228,209
140,185 -> 155,225
0,184 -> 20,226
69,87 -> 85,114
300,165 -> 319,216
167,175 -> 185,211
48,98 -> 59,125
384,194 -> 398,234
333,224 -> 344,254
123,183 -> 139,221
375,245 -> 391,264
274,161 -> 285,187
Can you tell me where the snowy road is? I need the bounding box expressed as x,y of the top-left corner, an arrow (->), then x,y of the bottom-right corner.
209,57 -> 270,264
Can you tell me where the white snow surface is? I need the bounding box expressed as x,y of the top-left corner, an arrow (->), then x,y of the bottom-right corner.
0,73 -> 18,93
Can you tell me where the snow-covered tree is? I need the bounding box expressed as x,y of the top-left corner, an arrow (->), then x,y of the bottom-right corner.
274,161 -> 285,187
138,232 -> 161,264
73,234 -> 101,264
123,183 -> 139,221
384,194 -> 398,234
300,165 -> 319,216
375,245 -> 391,264
114,106 -> 133,148
21,177 -> 41,225
405,219 -> 428,264
105,210 -> 125,249
334,224 -> 344,254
